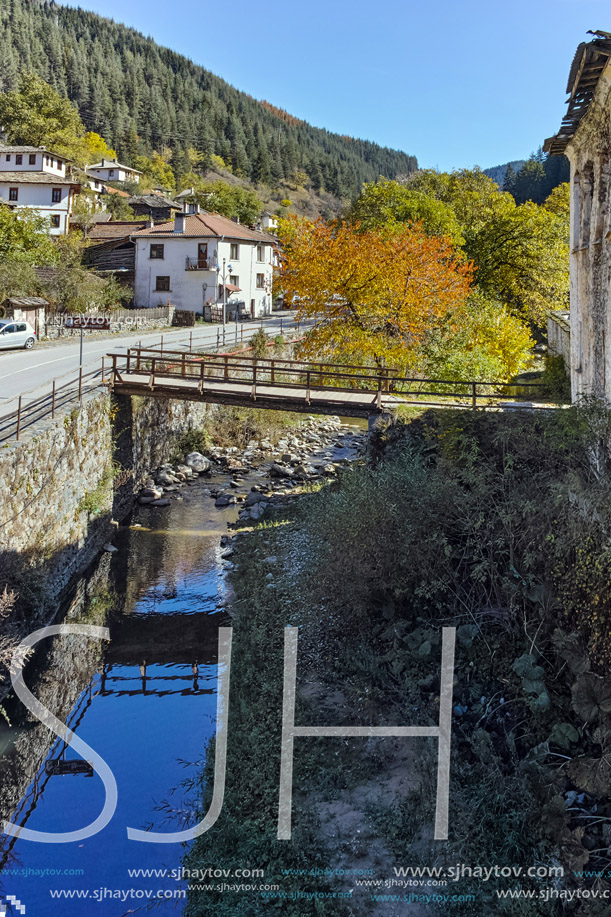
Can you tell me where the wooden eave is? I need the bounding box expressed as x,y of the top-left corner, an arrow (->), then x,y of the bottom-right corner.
544,39 -> 611,156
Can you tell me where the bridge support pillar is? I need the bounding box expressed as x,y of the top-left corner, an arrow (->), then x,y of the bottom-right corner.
367,412 -> 394,460
367,412 -> 393,436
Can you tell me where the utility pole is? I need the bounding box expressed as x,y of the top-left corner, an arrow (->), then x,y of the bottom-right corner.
223,258 -> 227,329
217,258 -> 233,328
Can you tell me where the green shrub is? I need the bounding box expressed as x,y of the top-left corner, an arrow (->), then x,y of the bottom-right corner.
250,327 -> 269,359
185,405 -> 611,906
540,353 -> 571,402
76,464 -> 114,517
170,427 -> 212,463
205,405 -> 299,448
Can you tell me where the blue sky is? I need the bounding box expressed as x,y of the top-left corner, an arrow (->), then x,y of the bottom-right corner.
78,0 -> 607,171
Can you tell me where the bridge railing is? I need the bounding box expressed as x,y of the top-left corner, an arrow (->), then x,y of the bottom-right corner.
123,350 -> 392,387
107,347 -> 545,411
117,347 -> 397,384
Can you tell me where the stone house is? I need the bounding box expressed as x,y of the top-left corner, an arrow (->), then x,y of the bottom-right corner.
545,30 -> 611,401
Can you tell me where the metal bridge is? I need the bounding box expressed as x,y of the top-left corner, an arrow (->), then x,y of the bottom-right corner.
108,346 -> 547,418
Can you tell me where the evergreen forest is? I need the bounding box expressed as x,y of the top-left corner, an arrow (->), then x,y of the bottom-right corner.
0,0 -> 418,199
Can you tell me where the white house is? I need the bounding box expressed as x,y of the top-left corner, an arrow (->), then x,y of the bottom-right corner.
259,210 -> 279,232
0,145 -> 68,176
83,170 -> 107,196
88,158 -> 142,184
0,145 -> 80,235
132,206 -> 276,318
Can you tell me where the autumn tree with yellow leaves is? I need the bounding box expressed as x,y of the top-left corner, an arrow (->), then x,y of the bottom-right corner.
278,217 -> 474,371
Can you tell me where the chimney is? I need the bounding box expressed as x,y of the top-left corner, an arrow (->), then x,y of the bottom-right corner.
174,212 -> 186,234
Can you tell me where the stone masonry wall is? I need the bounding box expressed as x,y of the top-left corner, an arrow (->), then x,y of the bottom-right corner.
547,311 -> 571,373
565,63 -> 611,401
43,305 -> 176,340
0,389 -> 211,613
0,393 -> 114,600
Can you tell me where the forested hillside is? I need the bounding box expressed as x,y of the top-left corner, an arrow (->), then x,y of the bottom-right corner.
503,149 -> 570,204
484,160 -> 526,186
0,0 -> 417,199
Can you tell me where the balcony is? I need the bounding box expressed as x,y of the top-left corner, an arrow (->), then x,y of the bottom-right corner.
185,257 -> 216,271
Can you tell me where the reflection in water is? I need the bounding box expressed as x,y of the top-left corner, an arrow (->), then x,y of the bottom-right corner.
0,476 -> 237,916
0,423 -> 366,913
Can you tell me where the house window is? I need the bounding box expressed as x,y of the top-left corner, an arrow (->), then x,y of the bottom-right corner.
155,276 -> 171,291
231,275 -> 239,288
52,188 -> 62,203
256,273 -> 265,289
29,154 -> 36,165
109,169 -> 115,177
8,188 -> 18,202
230,243 -> 239,259
150,244 -> 165,259
256,244 -> 265,261
15,154 -> 22,165
5,155 -> 10,162
50,215 -> 61,228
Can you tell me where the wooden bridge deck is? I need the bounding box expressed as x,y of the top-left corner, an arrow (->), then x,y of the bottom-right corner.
107,347 -> 549,418
110,370 -> 400,417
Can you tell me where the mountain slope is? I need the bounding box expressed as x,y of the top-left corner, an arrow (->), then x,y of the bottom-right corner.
0,0 -> 418,200
484,161 -> 526,186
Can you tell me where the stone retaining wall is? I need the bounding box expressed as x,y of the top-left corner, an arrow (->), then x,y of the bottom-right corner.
43,305 -> 175,340
0,393 -> 114,600
0,389 -> 210,616
547,311 -> 571,374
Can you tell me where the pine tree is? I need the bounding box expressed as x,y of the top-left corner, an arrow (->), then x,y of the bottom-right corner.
503,163 -> 516,195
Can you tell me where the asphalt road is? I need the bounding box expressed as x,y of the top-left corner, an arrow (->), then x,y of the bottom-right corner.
0,314 -> 300,413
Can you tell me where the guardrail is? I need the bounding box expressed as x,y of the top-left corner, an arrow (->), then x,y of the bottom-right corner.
0,362 -> 108,445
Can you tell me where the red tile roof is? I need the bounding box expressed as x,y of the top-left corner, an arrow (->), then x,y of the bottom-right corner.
133,211 -> 275,243
106,185 -> 131,198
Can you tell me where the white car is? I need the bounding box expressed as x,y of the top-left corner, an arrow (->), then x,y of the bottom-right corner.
0,320 -> 36,350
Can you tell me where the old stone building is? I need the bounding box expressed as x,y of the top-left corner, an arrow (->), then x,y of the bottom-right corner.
545,31 -> 611,401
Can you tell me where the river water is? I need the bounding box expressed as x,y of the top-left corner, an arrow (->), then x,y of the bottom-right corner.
0,421 -> 365,915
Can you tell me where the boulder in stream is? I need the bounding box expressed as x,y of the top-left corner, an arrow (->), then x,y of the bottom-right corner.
215,493 -> 236,507
269,463 -> 293,478
185,452 -> 212,474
